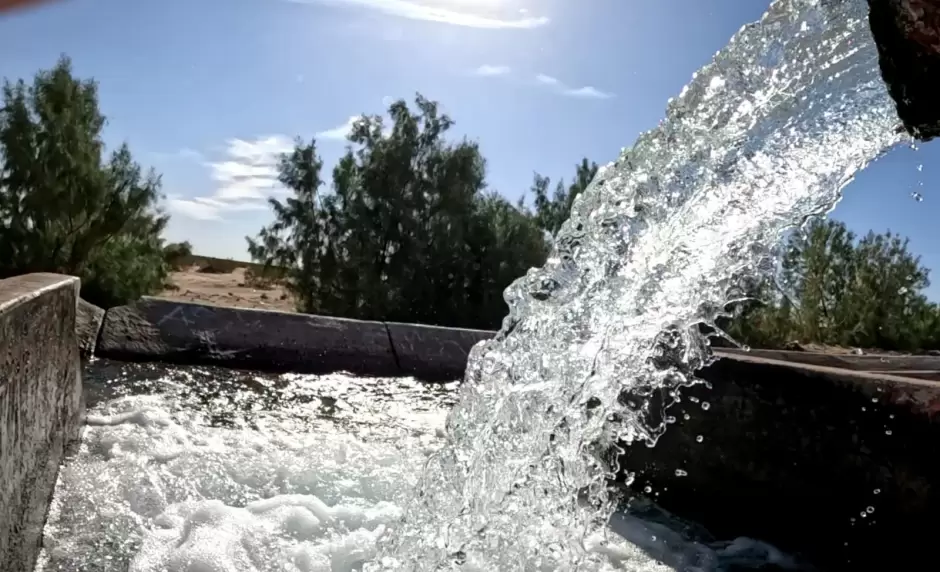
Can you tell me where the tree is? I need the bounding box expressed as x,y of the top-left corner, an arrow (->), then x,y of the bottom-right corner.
532,157 -> 599,237
248,94 -> 548,329
0,56 -> 169,307
728,218 -> 940,351
163,241 -> 193,270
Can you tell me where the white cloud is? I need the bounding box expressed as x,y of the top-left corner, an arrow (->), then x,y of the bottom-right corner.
166,195 -> 270,221
536,73 -> 560,86
563,85 -> 614,99
166,135 -> 292,222
473,64 -> 511,77
166,197 -> 223,221
288,0 -> 549,29
534,73 -> 614,99
210,135 -> 293,202
166,110 -> 393,222
316,115 -> 362,141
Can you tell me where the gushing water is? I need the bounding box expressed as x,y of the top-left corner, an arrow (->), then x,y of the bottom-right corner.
372,0 -> 904,569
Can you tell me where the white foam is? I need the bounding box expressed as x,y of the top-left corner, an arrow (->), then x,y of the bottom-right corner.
39,368 -> 800,571
38,372 -> 450,572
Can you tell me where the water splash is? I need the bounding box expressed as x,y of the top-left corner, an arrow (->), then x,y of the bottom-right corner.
374,0 -> 905,569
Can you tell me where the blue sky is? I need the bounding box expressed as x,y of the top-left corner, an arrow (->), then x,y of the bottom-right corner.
1,0 -> 939,297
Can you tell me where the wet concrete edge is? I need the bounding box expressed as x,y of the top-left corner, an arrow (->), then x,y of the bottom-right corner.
0,273 -> 84,572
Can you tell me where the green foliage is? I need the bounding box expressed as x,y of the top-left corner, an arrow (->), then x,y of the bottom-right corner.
727,218 -> 940,352
0,56 -> 168,307
248,94 -> 549,329
531,157 -> 599,237
164,241 -> 193,270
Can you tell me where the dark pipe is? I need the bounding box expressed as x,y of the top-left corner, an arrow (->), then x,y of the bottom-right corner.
869,0 -> 940,141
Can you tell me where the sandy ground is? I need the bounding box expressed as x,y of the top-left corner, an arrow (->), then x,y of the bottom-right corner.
158,267 -> 296,313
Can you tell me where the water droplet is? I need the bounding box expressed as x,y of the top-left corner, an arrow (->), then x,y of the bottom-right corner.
873,489 -> 881,495
683,413 -> 691,421
651,535 -> 657,542
911,191 -> 924,202
701,402 -> 711,411
917,164 -> 924,172
644,485 -> 652,494
742,345 -> 751,352
861,406 -> 867,412
696,435 -> 704,443
886,429 -> 893,436
675,469 -> 688,477
898,286 -> 908,295
860,511 -> 867,518
871,397 -> 878,403
889,414 -> 895,420
866,506 -> 875,514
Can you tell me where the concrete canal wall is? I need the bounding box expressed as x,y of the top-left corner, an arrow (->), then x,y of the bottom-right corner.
94,296 -> 494,381
617,353 -> 940,571
4,273 -> 940,571
0,274 -> 84,572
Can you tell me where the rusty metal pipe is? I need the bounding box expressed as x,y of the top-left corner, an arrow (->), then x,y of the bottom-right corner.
0,0 -> 55,13
869,0 -> 940,141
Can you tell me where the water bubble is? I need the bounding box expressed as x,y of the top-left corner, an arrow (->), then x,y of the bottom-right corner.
644,486 -> 652,494
742,345 -> 751,352
918,164 -> 924,172
885,429 -> 893,436
889,414 -> 895,420
675,469 -> 688,477
873,489 -> 880,495
871,397 -> 878,403
696,435 -> 704,443
911,191 -> 924,202
701,402 -> 711,411
898,286 -> 908,295
866,506 -> 875,514
683,413 -> 691,421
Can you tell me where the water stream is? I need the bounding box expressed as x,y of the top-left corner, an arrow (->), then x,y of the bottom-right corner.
39,0 -> 908,570
373,0 -> 904,569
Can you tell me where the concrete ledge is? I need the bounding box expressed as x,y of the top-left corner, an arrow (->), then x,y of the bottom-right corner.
0,273 -> 84,572
617,354 -> 940,571
95,297 -> 400,377
386,322 -> 493,381
717,346 -> 940,372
